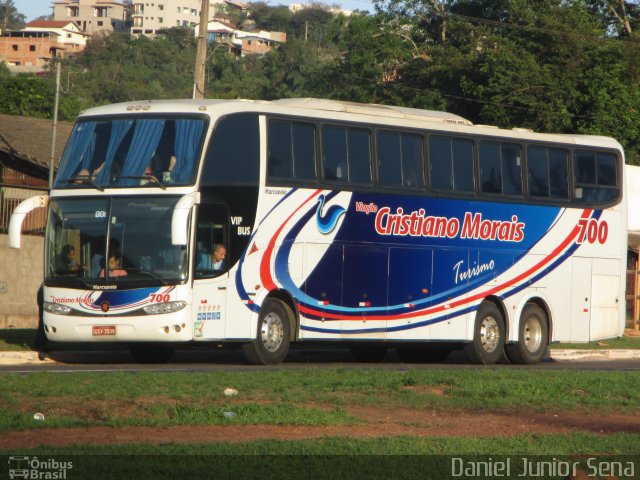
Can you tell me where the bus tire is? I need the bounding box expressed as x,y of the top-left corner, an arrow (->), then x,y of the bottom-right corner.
242,298 -> 291,365
464,302 -> 505,365
349,345 -> 388,362
505,303 -> 549,365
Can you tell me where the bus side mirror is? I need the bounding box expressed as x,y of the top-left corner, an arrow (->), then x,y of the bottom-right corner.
8,195 -> 49,249
171,192 -> 200,246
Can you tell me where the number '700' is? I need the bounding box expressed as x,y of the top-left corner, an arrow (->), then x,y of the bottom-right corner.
150,293 -> 170,303
576,218 -> 608,244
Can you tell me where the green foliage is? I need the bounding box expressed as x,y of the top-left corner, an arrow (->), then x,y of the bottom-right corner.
3,1 -> 640,162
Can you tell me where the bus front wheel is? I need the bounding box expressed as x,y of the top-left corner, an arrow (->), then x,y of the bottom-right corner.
505,303 -> 549,365
242,298 -> 292,365
464,302 -> 505,365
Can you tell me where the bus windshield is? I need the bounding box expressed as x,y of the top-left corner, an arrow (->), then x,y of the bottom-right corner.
45,196 -> 188,286
53,116 -> 206,189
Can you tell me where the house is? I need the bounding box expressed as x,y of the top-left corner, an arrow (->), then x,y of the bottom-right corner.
0,115 -> 73,329
53,0 -> 128,36
0,30 -> 64,73
203,16 -> 286,56
24,20 -> 89,52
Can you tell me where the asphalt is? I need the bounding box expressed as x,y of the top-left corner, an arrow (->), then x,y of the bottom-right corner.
1,348 -> 640,366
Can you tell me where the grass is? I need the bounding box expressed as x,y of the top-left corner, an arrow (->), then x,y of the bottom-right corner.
1,369 -> 639,432
5,435 -> 640,480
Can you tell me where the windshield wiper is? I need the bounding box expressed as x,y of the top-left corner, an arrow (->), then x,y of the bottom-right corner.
129,268 -> 169,285
114,176 -> 167,190
62,176 -> 104,191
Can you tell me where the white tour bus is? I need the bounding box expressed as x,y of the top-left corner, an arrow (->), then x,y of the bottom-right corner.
9,98 -> 627,364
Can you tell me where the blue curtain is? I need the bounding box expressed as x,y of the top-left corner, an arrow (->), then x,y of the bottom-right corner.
95,120 -> 133,185
55,123 -> 96,184
172,119 -> 204,183
119,119 -> 165,186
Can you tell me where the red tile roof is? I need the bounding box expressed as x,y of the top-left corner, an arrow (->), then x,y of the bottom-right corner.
26,20 -> 74,29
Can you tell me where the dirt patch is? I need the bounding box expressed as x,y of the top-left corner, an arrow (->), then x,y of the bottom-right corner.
2,406 -> 639,450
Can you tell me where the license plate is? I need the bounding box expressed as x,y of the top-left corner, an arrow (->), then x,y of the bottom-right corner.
92,325 -> 116,336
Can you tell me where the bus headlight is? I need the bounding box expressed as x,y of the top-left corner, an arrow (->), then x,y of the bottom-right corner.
43,302 -> 72,315
143,301 -> 187,315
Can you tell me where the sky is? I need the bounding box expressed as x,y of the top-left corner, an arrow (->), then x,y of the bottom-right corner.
15,0 -> 374,22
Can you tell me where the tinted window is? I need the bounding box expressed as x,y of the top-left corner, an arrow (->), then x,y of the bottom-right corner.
528,146 -> 568,200
574,150 -> 619,204
378,132 -> 402,187
293,123 -> 316,181
429,136 -> 451,191
267,120 -> 316,182
378,131 -> 423,189
348,129 -> 371,184
452,139 -> 474,192
430,136 -> 474,193
480,142 -> 522,196
201,114 -> 259,185
322,125 -> 371,185
267,120 -> 292,179
480,142 -> 501,194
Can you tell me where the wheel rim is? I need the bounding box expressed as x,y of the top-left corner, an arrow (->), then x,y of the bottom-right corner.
523,315 -> 543,353
480,315 -> 500,353
260,312 -> 284,352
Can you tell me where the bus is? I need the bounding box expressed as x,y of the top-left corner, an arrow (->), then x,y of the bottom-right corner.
9,98 -> 627,365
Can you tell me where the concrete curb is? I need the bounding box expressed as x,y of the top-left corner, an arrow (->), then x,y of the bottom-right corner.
1,349 -> 640,365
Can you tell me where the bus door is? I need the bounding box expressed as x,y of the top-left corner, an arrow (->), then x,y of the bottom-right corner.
192,202 -> 229,341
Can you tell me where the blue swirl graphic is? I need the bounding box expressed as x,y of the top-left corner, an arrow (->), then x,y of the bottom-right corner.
315,194 -> 346,234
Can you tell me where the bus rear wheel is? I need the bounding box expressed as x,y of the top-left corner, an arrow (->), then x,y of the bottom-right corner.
464,302 -> 505,365
242,298 -> 292,365
505,303 -> 549,365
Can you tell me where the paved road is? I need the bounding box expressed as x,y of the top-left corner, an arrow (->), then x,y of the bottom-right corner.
2,346 -> 640,373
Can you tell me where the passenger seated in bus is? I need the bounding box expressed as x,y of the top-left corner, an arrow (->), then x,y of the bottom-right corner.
197,244 -> 226,271
55,244 -> 86,275
99,250 -> 128,278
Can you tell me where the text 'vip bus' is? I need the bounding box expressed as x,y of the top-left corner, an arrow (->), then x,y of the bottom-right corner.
9,98 -> 627,364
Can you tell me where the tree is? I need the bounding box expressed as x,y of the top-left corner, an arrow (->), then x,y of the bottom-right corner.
1,0 -> 25,29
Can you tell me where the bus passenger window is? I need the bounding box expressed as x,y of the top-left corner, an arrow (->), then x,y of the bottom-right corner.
429,136 -> 452,191
502,144 -> 522,196
402,134 -> 424,189
322,126 -> 347,182
347,129 -> 371,185
292,123 -> 316,181
430,136 -> 473,193
528,146 -> 568,200
267,120 -> 293,179
480,142 -> 501,194
527,146 -> 550,197
573,150 -> 619,204
452,139 -> 474,192
378,132 -> 402,187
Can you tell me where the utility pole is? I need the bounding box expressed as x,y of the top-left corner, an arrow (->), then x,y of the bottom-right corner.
193,0 -> 209,99
49,57 -> 61,189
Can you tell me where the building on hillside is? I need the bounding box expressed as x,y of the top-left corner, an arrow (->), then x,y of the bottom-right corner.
24,20 -> 89,52
130,0 -> 249,37
52,0 -> 128,36
0,21 -> 87,73
0,31 -> 64,73
131,0 -> 205,36
203,17 -> 286,56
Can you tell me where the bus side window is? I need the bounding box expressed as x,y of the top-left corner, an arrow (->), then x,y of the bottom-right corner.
202,114 -> 259,186
267,120 -> 317,183
195,204 -> 228,278
480,142 -> 502,194
573,150 -> 619,204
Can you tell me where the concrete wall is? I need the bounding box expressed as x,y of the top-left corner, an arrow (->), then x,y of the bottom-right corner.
0,234 -> 42,328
